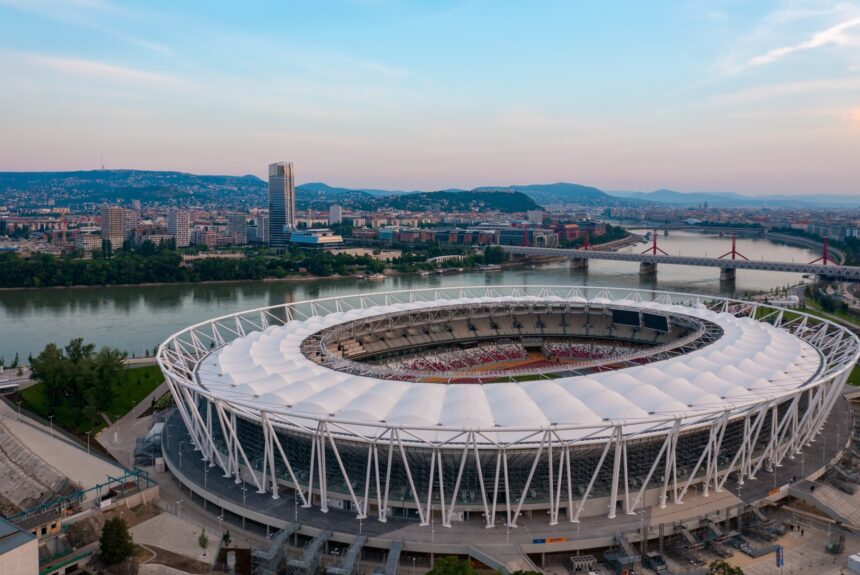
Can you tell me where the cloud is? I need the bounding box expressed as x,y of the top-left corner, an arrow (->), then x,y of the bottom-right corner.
24,54 -> 182,85
706,77 -> 860,106
724,16 -> 860,75
0,0 -> 172,55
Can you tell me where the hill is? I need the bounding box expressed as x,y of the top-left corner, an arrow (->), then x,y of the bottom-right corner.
609,188 -> 860,208
475,182 -> 610,205
0,171 -> 538,212
0,170 -> 267,208
383,190 -> 538,212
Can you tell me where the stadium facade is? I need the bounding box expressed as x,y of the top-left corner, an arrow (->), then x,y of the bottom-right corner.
157,285 -> 858,533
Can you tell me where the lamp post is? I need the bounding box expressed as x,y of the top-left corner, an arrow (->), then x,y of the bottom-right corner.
85,431 -> 91,455
16,401 -> 22,421
242,481 -> 247,506
48,415 -> 54,438
218,513 -> 224,538
177,499 -> 183,518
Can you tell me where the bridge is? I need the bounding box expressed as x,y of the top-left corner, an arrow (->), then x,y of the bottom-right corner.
624,225 -> 766,235
501,241 -> 860,282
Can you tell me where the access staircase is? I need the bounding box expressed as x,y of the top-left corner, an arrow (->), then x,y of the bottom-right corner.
251,524 -> 300,575
789,481 -> 860,527
372,540 -> 402,575
288,529 -> 333,575
679,525 -> 700,547
326,535 -> 366,575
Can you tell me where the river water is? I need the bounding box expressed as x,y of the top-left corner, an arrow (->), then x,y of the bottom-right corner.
0,232 -> 819,360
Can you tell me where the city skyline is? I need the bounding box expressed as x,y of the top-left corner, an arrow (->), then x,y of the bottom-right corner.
0,0 -> 859,196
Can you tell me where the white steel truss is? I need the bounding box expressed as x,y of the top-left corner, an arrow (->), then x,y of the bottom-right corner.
157,285 -> 859,527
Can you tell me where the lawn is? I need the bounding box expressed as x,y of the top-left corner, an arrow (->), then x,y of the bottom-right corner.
850,365 -> 860,387
18,365 -> 164,433
805,298 -> 860,329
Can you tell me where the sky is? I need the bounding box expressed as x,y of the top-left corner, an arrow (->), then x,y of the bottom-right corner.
0,0 -> 859,195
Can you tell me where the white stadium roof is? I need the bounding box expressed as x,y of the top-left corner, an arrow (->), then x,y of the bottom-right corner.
193,296 -> 822,441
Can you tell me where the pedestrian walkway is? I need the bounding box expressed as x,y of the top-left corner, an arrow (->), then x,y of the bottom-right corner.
131,512 -> 217,567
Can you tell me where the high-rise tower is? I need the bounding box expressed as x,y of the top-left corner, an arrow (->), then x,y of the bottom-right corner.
268,162 -> 295,245
100,205 -> 126,251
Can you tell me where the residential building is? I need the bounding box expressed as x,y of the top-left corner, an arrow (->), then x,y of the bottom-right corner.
191,226 -> 219,247
249,214 -> 269,243
168,210 -> 191,247
99,205 -> 125,251
527,210 -> 545,224
226,213 -> 248,244
268,161 -> 295,245
74,233 -> 103,254
555,223 -> 581,241
329,204 -> 343,225
123,208 -> 139,232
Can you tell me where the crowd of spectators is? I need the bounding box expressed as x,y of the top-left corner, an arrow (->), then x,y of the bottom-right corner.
387,343 -> 528,372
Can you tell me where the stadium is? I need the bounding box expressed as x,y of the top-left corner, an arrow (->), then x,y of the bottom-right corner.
156,285 -> 858,565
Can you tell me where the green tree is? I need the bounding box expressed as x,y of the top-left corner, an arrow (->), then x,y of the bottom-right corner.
92,346 -> 126,410
198,528 -> 210,557
30,343 -> 66,412
482,246 -> 507,265
222,529 -> 232,548
426,556 -> 473,575
99,517 -> 134,565
708,560 -> 744,575
30,338 -> 127,429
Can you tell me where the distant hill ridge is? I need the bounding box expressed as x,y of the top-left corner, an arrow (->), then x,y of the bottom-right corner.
1,170 -> 857,208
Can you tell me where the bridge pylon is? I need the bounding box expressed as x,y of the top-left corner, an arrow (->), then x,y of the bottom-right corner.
641,230 -> 668,256
809,236 -> 831,266
717,233 -> 749,261
570,230 -> 591,271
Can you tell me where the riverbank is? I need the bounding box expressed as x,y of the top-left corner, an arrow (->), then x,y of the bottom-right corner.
0,238 -> 637,292
766,232 -> 846,264
592,232 -> 644,250
0,271 -> 375,292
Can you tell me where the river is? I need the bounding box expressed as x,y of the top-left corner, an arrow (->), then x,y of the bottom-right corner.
0,231 -> 820,360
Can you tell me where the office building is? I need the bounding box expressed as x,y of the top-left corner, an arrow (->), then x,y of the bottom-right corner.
168,210 -> 191,248
329,204 -> 343,225
289,228 -> 344,249
268,162 -> 295,245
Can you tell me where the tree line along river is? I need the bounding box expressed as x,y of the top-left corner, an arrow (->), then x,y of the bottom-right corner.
0,232 -> 821,361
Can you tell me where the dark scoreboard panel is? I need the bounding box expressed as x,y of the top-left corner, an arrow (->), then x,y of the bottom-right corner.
611,309 -> 641,327
643,312 -> 670,332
